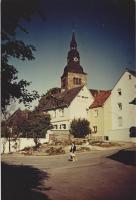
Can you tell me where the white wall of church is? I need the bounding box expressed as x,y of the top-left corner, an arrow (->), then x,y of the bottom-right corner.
47,86 -> 94,132
111,71 -> 136,131
69,86 -> 94,120
48,107 -> 70,131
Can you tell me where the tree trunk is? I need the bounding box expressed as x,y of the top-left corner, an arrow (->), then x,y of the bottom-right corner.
9,137 -> 11,153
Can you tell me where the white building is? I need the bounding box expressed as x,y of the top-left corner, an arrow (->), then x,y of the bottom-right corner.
43,85 -> 94,133
108,68 -> 136,142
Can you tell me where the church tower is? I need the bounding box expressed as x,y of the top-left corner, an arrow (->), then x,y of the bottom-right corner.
61,32 -> 87,91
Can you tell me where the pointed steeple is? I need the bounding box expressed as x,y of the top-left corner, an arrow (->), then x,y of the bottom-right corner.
61,32 -> 87,91
70,32 -> 77,49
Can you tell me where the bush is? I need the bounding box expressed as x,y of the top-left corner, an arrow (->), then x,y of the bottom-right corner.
70,118 -> 91,138
46,147 -> 65,155
129,127 -> 136,137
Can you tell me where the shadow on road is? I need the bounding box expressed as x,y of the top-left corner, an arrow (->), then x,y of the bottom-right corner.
1,162 -> 52,200
107,149 -> 136,166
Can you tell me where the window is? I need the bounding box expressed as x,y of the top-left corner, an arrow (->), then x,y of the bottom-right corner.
75,78 -> 78,85
129,75 -> 132,79
59,108 -> 64,117
104,136 -> 109,141
73,77 -> 76,84
117,103 -> 122,110
92,126 -> 97,133
79,78 -> 81,85
118,117 -> 123,127
73,77 -> 82,85
62,124 -> 66,129
53,125 -> 58,129
52,110 -> 56,118
117,88 -> 122,96
93,110 -> 98,117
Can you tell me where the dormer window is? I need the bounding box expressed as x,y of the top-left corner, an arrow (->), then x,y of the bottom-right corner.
117,88 -> 122,96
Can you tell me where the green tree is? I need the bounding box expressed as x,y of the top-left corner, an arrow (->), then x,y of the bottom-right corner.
21,110 -> 52,147
70,118 -> 91,138
1,0 -> 44,113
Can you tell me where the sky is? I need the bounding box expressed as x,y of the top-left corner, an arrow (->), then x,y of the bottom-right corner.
10,0 -> 135,109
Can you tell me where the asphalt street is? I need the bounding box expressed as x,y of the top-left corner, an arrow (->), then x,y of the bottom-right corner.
2,148 -> 136,200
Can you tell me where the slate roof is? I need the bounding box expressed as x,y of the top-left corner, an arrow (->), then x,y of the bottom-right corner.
61,63 -> 87,78
126,68 -> 136,77
7,109 -> 30,126
90,90 -> 111,109
42,86 -> 84,111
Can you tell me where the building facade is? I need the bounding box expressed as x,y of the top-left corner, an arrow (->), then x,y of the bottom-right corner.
88,69 -> 136,142
88,91 -> 111,140
40,33 -> 136,142
108,69 -> 136,142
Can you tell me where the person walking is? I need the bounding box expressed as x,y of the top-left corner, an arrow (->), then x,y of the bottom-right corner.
69,142 -> 77,162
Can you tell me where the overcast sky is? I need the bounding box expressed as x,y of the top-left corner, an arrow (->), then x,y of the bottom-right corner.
10,0 -> 135,110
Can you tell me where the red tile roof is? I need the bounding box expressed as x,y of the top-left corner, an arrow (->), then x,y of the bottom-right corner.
90,90 -> 111,108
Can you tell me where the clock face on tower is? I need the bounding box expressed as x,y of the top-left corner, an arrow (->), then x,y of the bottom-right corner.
74,57 -> 78,62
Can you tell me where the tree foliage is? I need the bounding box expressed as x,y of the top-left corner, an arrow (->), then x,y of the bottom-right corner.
1,0 -> 44,113
37,87 -> 61,111
20,110 -> 52,147
70,118 -> 91,138
1,109 -> 30,151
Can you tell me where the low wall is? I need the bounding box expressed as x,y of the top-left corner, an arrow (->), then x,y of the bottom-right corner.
49,131 -> 73,144
1,136 -> 49,154
108,128 -> 136,143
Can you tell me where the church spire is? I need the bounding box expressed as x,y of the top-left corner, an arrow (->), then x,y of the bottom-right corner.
70,32 -> 77,50
61,32 -> 87,90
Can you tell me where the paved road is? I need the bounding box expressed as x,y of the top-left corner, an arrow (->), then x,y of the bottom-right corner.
2,148 -> 136,200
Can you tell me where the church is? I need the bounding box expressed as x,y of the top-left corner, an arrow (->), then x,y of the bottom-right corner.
39,33 -> 136,142
41,32 -> 94,134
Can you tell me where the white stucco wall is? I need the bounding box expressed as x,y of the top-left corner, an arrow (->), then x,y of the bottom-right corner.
48,107 -> 70,130
69,86 -> 94,120
108,128 -> 136,143
1,137 -> 49,154
48,86 -> 94,131
111,71 -> 136,130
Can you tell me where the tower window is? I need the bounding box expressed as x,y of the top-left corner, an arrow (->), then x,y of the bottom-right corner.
73,77 -> 82,85
79,78 -> 81,84
73,77 -> 76,84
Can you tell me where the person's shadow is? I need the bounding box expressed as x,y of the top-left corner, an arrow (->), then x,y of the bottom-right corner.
1,162 -> 52,200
